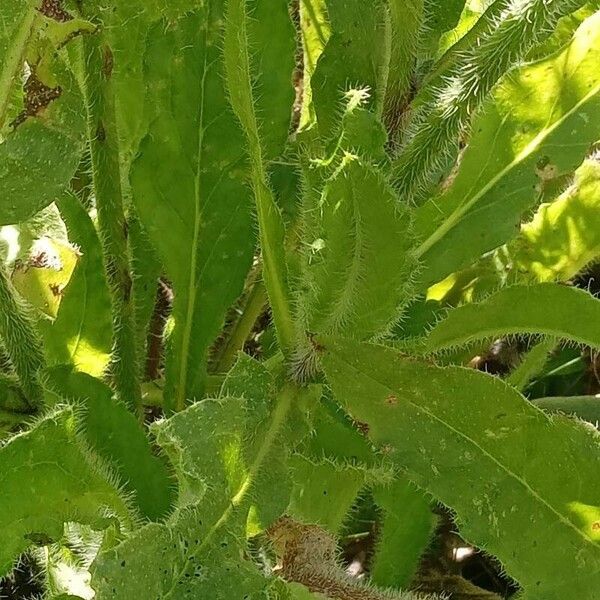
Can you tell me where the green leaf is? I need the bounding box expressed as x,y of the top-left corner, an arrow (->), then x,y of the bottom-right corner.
0,407 -> 131,577
321,337 -> 600,600
91,376 -> 297,598
300,156 -> 415,339
533,396 -> 600,426
45,367 -> 175,521
509,158 -> 600,282
506,338 -> 557,391
424,284 -> 600,352
0,1 -> 87,225
287,456 -> 366,533
298,0 -> 331,129
128,214 -> 161,369
0,62 -> 86,225
413,12 -> 600,288
131,12 -> 256,411
420,0 -> 467,58
371,479 -> 436,590
224,0 -> 296,354
311,0 -> 390,140
41,192 -> 112,377
383,0 -> 424,141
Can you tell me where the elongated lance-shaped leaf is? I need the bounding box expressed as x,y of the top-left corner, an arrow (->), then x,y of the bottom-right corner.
311,0 -> 390,141
224,0 -> 296,356
128,213 -> 162,371
132,12 -> 255,412
45,366 -> 175,521
0,5 -> 87,225
506,337 -> 557,391
371,479 -> 436,590
533,396 -> 600,426
321,336 -> 600,600
75,29 -> 142,415
300,156 -> 416,340
90,0 -> 204,171
0,407 -> 132,577
509,158 -> 600,282
91,375 -> 298,598
40,192 -> 113,377
392,0 -> 590,204
413,12 -> 600,289
423,284 -> 600,353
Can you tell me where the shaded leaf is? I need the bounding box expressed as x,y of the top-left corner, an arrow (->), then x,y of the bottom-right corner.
371,479 -> 436,590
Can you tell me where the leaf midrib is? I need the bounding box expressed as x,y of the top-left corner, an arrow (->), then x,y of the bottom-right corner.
175,39 -> 210,412
414,74 -> 600,260
163,383 -> 295,599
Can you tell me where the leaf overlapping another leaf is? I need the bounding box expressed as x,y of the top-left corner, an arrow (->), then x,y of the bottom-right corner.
300,156 -> 416,340
0,407 -> 132,577
91,357 -> 296,598
413,11 -> 600,289
321,337 -> 600,600
423,283 -> 600,353
132,11 -> 256,411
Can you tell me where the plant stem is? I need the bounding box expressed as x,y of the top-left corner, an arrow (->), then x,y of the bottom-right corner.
224,0 -> 297,357
392,0 -> 588,204
213,279 -> 268,373
0,267 -> 45,410
76,34 -> 142,416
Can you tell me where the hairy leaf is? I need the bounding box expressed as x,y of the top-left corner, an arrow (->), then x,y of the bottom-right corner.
322,337 -> 600,599
371,479 -> 436,590
224,0 -> 296,354
46,367 -> 175,521
424,284 -> 600,352
132,12 -> 255,411
413,12 -> 600,288
0,407 -> 131,577
533,396 -> 600,426
91,367 -> 296,597
300,156 -> 415,339
311,0 -> 390,140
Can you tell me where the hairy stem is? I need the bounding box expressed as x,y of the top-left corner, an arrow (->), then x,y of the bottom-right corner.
392,0 -> 588,204
213,278 -> 268,373
224,0 -> 296,357
76,33 -> 142,416
0,267 -> 45,409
